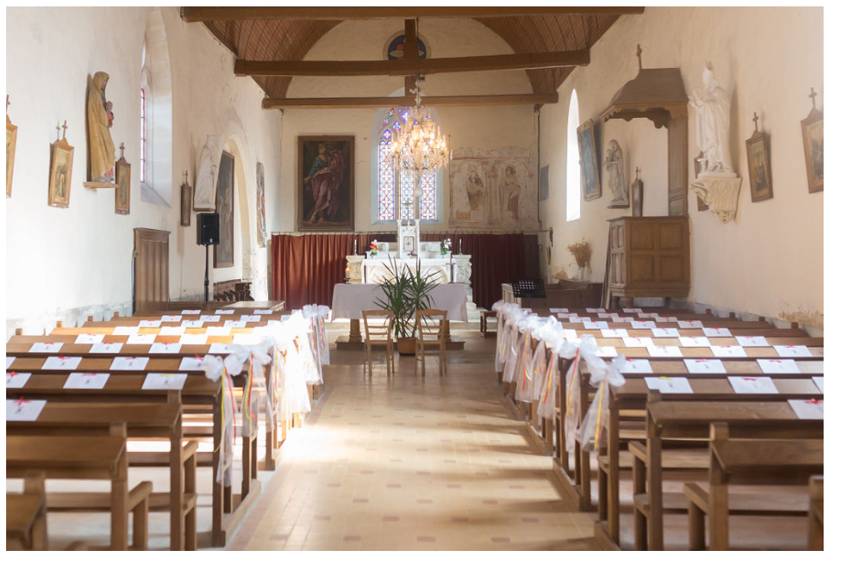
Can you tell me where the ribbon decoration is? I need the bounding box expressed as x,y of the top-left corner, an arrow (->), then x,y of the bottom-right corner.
579,350 -> 627,452
202,355 -> 238,485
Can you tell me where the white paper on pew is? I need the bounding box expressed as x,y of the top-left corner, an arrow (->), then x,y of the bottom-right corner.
64,372 -> 110,390
728,376 -> 777,394
181,309 -> 201,315
29,342 -> 63,353
159,326 -> 186,336
113,326 -> 140,335
549,307 -> 569,313
224,320 -> 247,328
555,312 -> 577,319
655,316 -> 679,323
622,308 -> 643,313
252,309 -> 273,315
647,345 -> 682,357
567,317 -> 585,324
788,399 -> 823,420
90,343 -> 123,354
562,329 -> 579,340
758,359 -> 800,374
601,328 -> 629,338
651,328 -> 680,338
682,358 -> 726,374
5,356 -> 14,368
596,346 -> 617,358
614,317 -> 634,323
75,334 -> 104,344
139,320 -> 161,328
209,343 -> 233,354
241,315 -> 260,323
711,345 -> 747,358
6,399 -> 47,422
703,327 -> 732,337
233,334 -> 262,345
110,356 -> 150,371
149,343 -> 182,354
679,336 -> 711,348
736,336 -> 768,347
215,309 -> 235,315
586,307 -> 606,313
127,334 -> 156,345
774,345 -> 812,358
645,377 -> 692,393
678,320 -> 704,328
638,312 -> 658,319
161,315 -> 182,322
182,320 -> 204,328
631,321 -> 656,329
6,371 -> 31,388
812,377 -> 824,393
622,336 -> 654,348
179,357 -> 205,371
622,359 -> 653,374
43,356 -> 82,370
200,315 -> 221,322
598,312 -> 613,319
583,321 -> 608,329
142,373 -> 187,391
206,326 -> 231,336
799,362 -> 823,374
180,334 -> 208,345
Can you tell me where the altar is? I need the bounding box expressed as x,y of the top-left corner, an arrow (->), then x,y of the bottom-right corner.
345,241 -> 472,286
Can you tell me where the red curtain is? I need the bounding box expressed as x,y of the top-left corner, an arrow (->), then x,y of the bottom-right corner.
271,232 -> 538,310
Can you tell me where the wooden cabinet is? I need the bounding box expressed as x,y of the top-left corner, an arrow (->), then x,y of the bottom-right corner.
607,216 -> 689,301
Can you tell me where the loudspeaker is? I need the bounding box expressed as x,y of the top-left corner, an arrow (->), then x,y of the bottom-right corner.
197,212 -> 219,246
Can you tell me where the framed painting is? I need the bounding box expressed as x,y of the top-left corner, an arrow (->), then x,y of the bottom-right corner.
7,111 -> 17,198
297,136 -> 354,231
48,132 -> 74,208
577,119 -> 601,201
801,101 -> 823,193
746,126 -> 773,202
114,155 -> 130,215
180,173 -> 192,226
214,150 -> 235,268
256,161 -> 267,248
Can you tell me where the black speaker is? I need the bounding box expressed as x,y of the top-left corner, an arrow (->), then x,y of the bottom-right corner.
197,212 -> 219,246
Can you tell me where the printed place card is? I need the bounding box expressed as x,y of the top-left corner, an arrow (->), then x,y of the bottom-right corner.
160,326 -> 186,336
43,356 -> 82,370
586,307 -> 606,313
110,356 -> 149,371
622,336 -> 654,348
703,327 -> 732,337
812,377 -> 824,393
583,321 -> 608,329
90,343 -> 123,354
601,328 -> 629,338
149,343 -> 182,354
567,317 -> 586,324
29,342 -> 63,353
6,399 -> 47,422
181,309 -> 201,315
127,334 -> 156,345
654,316 -> 679,323
161,315 -> 182,322
215,309 -> 235,315
180,334 -> 208,345
598,312 -> 613,319
647,345 -> 683,357
206,326 -> 231,336
139,320 -> 161,328
684,358 -> 727,374
623,308 -> 643,313
179,357 -> 205,371
113,326 -> 140,335
728,376 -> 777,394
645,377 -> 693,394
200,315 -> 221,322
241,315 -> 261,323
711,345 -> 747,358
631,321 -> 657,329
142,373 -> 188,391
679,336 -> 711,348
224,320 -> 247,328
678,320 -> 704,328
614,317 -> 635,323
209,343 -> 233,354
788,399 -> 823,420
555,312 -> 577,319
549,308 -> 569,313
638,312 -> 658,319
6,371 -> 31,388
651,328 -> 680,338
182,320 -> 204,328
774,345 -> 812,358
6,356 -> 16,368
64,373 -> 110,390
758,359 -> 800,374
622,359 -> 653,374
233,334 -> 262,345
255,309 -> 275,315
75,333 -> 104,344
596,346 -> 617,358
736,336 -> 768,347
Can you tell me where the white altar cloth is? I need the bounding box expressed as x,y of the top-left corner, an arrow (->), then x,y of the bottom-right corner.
331,283 -> 469,322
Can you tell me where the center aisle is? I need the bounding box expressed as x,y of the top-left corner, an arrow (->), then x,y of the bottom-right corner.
228,327 -> 598,550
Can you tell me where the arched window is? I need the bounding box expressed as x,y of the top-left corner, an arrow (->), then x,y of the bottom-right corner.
139,86 -> 147,184
566,89 -> 581,222
376,107 -> 439,222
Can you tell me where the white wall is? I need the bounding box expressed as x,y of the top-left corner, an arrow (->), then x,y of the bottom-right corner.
539,7 -> 823,328
5,7 -> 282,331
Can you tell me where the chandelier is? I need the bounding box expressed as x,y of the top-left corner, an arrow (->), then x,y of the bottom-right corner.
389,76 -> 451,173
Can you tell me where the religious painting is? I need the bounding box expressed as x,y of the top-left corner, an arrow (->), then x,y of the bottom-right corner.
577,119 -> 601,201
297,136 -> 354,232
193,143 -> 216,211
6,110 -> 17,198
180,173 -> 192,226
214,150 -> 235,268
604,139 -> 629,208
449,159 -> 491,227
631,168 -> 644,217
256,161 -> 267,248
746,125 -> 773,202
114,155 -> 130,215
48,129 -> 74,208
801,96 -> 823,194
385,32 -> 428,60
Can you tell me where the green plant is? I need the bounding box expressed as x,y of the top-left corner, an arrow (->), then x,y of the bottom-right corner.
375,257 -> 440,338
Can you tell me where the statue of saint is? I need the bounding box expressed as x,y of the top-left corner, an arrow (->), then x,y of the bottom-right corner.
690,63 -> 733,175
604,140 -> 628,208
86,71 -> 116,182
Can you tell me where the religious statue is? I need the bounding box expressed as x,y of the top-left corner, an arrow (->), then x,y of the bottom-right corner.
604,140 -> 629,208
86,71 -> 116,182
502,164 -> 521,220
690,63 -> 733,176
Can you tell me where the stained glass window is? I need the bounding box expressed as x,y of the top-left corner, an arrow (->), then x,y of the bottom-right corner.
377,107 -> 438,222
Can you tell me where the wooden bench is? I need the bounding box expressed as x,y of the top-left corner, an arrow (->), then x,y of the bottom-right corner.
808,476 -> 823,550
6,472 -> 48,550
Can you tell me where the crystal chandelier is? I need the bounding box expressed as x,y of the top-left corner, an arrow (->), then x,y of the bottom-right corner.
389,76 -> 451,173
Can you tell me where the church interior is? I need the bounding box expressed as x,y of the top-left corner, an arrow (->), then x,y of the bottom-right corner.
3,3 -> 830,555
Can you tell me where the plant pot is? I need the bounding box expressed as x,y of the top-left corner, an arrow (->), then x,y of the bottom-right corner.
397,337 -> 416,356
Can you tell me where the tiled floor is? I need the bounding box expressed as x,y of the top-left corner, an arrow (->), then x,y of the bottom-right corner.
227,327 -> 599,550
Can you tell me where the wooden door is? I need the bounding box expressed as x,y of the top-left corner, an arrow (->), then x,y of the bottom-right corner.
133,228 -> 170,313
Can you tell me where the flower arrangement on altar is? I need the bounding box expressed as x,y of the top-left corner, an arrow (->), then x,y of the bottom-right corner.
567,240 -> 592,280
440,238 -> 452,255
369,239 -> 379,256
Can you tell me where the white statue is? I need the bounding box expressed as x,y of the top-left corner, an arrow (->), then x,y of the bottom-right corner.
604,140 -> 629,208
690,63 -> 733,176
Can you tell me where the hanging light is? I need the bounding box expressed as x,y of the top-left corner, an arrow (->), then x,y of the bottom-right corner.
389,75 -> 452,173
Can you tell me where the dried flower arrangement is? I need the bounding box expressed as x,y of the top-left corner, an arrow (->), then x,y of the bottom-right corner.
567,240 -> 592,269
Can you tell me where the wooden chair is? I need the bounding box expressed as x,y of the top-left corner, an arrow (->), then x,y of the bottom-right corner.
415,309 -> 448,377
6,472 -> 48,550
362,309 -> 395,377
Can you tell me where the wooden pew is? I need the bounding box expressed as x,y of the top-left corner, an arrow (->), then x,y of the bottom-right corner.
808,476 -> 823,550
6,472 -> 48,550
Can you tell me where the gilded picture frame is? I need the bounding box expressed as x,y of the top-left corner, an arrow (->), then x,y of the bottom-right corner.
48,134 -> 74,208
801,106 -> 823,194
746,129 -> 773,202
6,114 -> 17,198
577,119 -> 601,201
114,156 -> 131,215
297,135 -> 355,232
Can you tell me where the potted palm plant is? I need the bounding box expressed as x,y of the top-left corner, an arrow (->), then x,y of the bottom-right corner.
375,257 -> 439,355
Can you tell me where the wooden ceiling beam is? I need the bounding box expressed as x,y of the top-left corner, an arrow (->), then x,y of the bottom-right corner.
262,92 -> 559,109
182,7 -> 645,22
236,49 -> 589,77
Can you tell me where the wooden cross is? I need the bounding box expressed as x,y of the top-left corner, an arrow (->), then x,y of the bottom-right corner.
636,44 -> 643,71
752,112 -> 759,133
809,87 -> 817,110
61,120 -> 68,139
119,142 -> 125,159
